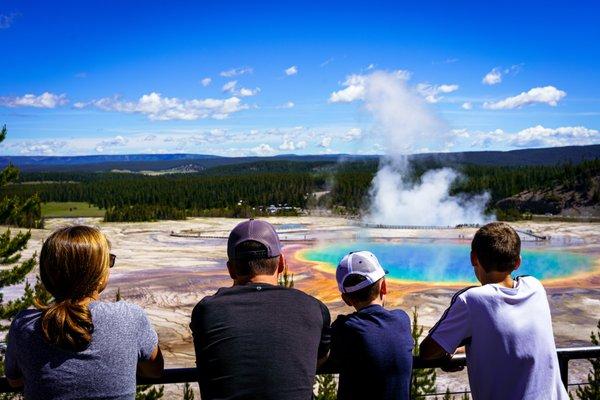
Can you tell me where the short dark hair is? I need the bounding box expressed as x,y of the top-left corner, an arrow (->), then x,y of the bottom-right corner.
342,274 -> 381,303
230,240 -> 279,277
472,222 -> 521,272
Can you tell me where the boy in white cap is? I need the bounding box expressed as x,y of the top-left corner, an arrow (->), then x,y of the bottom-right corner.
325,251 -> 413,400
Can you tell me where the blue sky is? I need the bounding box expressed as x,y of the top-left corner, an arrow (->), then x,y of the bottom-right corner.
1,0 -> 599,156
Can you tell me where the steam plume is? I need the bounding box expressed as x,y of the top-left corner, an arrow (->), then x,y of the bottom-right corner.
359,71 -> 491,226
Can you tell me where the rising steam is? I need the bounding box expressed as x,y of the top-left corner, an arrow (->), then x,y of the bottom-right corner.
359,71 -> 491,226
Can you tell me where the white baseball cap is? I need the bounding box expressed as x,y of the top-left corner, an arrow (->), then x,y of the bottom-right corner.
336,251 -> 388,293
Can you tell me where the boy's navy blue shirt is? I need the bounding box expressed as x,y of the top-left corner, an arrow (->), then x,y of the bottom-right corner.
329,304 -> 413,400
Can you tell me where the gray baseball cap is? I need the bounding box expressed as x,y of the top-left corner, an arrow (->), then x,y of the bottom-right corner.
227,219 -> 282,260
336,251 -> 388,293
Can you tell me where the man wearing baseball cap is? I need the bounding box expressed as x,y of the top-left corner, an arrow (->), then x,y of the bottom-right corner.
190,219 -> 331,400
325,251 -> 413,400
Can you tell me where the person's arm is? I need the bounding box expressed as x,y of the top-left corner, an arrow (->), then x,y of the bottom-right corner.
317,316 -> 345,373
316,301 -> 332,369
419,290 -> 472,361
419,335 -> 449,360
5,318 -> 25,389
135,306 -> 164,379
137,345 -> 164,379
7,377 -> 24,389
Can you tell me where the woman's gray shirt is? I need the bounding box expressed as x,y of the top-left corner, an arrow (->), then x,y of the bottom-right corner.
5,301 -> 158,400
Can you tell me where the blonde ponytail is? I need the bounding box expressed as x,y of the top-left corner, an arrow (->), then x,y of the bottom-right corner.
38,225 -> 110,351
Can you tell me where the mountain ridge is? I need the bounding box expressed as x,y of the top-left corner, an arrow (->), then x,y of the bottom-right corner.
4,144 -> 599,172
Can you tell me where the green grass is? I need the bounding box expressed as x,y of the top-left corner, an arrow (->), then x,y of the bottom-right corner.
42,202 -> 105,218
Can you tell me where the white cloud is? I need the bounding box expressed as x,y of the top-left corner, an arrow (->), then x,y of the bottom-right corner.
0,13 -> 17,29
329,75 -> 367,103
251,143 -> 276,156
75,72 -> 88,79
461,102 -> 473,110
279,138 -> 295,151
4,139 -> 67,155
221,81 -> 259,97
464,125 -> 599,149
95,135 -> 128,153
0,92 -> 68,108
200,77 -> 212,87
416,83 -> 459,103
483,86 -> 566,110
482,65 -> 523,85
277,101 -> 295,109
219,67 -> 253,77
329,70 -> 411,103
451,128 -> 470,138
238,87 -> 260,97
482,68 -> 502,85
285,65 -> 298,76
319,136 -> 332,148
277,136 -> 307,152
143,134 -> 157,141
222,80 -> 237,93
79,92 -> 248,121
510,125 -> 599,148
343,128 -> 363,141
320,58 -> 334,67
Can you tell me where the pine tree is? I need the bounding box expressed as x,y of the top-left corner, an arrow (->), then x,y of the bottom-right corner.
277,265 -> 294,288
573,319 -> 600,399
443,387 -> 454,400
411,306 -> 437,398
135,385 -> 164,400
0,126 -> 42,229
314,373 -> 337,400
461,390 -> 470,400
0,126 -> 47,392
182,382 -> 194,400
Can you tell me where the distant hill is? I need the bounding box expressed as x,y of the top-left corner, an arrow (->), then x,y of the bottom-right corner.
3,144 -> 599,172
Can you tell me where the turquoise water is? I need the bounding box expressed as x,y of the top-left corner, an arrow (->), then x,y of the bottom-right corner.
303,241 -> 594,283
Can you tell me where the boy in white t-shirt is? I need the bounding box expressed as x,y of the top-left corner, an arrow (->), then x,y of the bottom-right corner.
420,222 -> 568,400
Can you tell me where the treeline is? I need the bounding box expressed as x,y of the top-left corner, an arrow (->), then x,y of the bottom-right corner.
4,158 -> 599,222
5,172 -> 323,222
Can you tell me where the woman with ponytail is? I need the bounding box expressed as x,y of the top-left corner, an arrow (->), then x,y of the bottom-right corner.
4,225 -> 163,399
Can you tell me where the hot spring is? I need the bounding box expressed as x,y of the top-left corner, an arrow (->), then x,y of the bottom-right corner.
302,241 -> 594,283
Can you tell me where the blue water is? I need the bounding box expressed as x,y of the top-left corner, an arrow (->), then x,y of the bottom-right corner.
303,241 -> 594,283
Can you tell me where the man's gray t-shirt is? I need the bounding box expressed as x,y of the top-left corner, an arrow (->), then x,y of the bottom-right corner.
5,301 -> 158,400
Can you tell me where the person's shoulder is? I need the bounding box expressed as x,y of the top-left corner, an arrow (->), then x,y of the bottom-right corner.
332,313 -> 352,328
279,287 -> 331,321
191,288 -> 230,317
451,285 -> 482,303
516,275 -> 544,290
11,308 -> 41,331
389,308 -> 411,324
91,300 -> 146,320
279,286 -> 325,305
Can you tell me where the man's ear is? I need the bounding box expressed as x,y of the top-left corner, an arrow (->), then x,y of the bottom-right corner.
470,251 -> 478,267
226,261 -> 237,280
277,254 -> 285,275
341,293 -> 353,307
380,278 -> 387,298
514,255 -> 522,271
